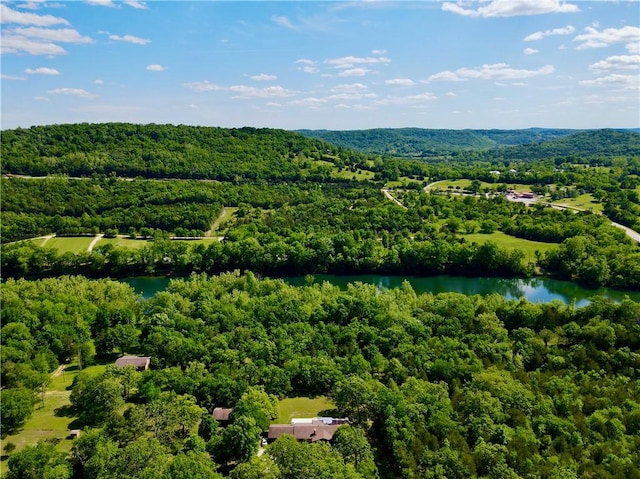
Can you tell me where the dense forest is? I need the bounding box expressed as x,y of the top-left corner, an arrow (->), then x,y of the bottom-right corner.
1,123 -> 640,477
2,273 -> 640,478
2,123 -> 640,288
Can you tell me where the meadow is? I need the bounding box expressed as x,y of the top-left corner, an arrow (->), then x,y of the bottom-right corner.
273,397 -> 336,424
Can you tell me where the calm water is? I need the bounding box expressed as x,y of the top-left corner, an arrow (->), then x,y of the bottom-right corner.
119,274 -> 640,306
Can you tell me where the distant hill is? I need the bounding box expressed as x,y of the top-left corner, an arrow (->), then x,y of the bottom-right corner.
296,128 -> 582,157
490,129 -> 640,160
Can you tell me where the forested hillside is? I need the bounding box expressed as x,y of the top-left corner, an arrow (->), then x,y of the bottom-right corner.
298,128 -> 640,161
0,123 -> 364,180
2,273 -> 640,479
297,128 -> 581,157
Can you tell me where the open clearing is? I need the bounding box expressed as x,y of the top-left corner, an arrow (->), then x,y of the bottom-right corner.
43,236 -> 94,254
551,193 -> 604,213
0,363 -> 108,463
463,231 -> 559,258
273,396 -> 336,424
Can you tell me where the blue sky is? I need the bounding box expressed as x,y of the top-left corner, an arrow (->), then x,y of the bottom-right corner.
2,1 -> 639,130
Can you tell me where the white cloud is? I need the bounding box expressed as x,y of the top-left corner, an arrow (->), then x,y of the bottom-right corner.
442,0 -> 579,18
589,55 -> 640,72
17,2 -> 45,11
290,97 -> 327,108
579,74 -> 639,89
627,42 -> 640,54
48,87 -> 96,98
1,34 -> 67,55
524,48 -> 539,55
34,96 -> 49,101
94,79 -> 104,84
330,83 -> 368,93
0,4 -> 69,26
326,55 -> 391,69
445,92 -> 457,97
25,67 -> 60,75
183,81 -> 297,99
524,25 -> 575,41
85,0 -> 116,7
146,64 -> 166,72
574,25 -> 640,50
109,34 -> 150,45
372,49 -> 387,55
427,71 -> 463,82
338,68 -> 371,77
251,73 -> 277,81
375,92 -> 436,106
295,59 -> 319,74
385,78 -> 415,86
272,15 -> 295,29
124,1 -> 147,9
13,27 -> 93,44
1,74 -> 26,80
427,63 -> 554,82
229,85 -> 297,99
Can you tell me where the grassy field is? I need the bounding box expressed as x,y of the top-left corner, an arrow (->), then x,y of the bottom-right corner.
427,179 -> 533,193
44,236 -> 95,254
36,235 -> 225,254
0,363 -> 108,464
274,397 -> 336,424
551,194 -> 604,213
463,231 -> 559,259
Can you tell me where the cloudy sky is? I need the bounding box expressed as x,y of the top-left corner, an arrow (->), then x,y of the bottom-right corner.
1,0 -> 639,130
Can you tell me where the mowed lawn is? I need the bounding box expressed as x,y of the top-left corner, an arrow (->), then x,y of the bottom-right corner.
273,397 -> 336,424
463,231 -> 559,258
43,236 -> 95,254
0,363 -> 108,462
551,193 -> 604,213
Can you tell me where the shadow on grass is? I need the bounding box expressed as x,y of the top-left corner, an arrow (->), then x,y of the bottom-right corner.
54,404 -> 76,418
318,408 -> 339,417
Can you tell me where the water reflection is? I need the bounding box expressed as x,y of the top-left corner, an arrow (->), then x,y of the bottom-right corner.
119,274 -> 640,304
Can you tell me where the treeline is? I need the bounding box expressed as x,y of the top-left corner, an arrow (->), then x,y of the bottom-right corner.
3,225 -> 640,289
3,273 -> 640,478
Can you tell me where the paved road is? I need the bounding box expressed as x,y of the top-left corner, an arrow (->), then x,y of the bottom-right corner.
87,234 -> 105,251
381,188 -> 407,209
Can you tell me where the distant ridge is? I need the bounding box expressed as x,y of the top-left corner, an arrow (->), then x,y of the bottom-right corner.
297,128 -> 639,158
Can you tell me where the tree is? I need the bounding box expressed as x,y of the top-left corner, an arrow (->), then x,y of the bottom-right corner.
232,386 -> 278,431
160,452 -> 222,479
332,426 -> 378,478
213,415 -> 261,464
70,373 -> 124,425
334,376 -> 382,426
6,442 -> 71,479
267,435 -> 362,479
0,388 -> 34,434
229,455 -> 281,479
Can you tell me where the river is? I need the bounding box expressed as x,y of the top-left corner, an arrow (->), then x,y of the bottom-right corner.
119,274 -> 640,306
